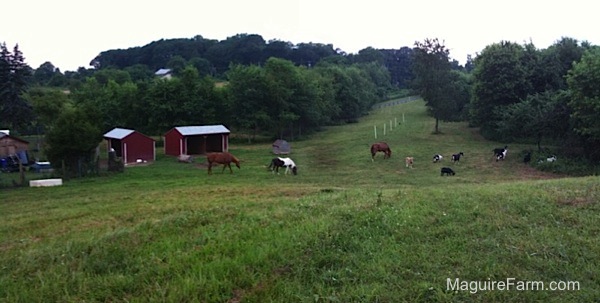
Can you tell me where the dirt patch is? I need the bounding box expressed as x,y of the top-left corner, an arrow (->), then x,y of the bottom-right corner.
516,165 -> 565,180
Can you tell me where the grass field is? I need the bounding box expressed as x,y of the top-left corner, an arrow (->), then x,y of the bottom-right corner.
1,99 -> 599,302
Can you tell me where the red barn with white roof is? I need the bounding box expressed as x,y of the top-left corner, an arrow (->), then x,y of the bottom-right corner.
103,128 -> 155,164
164,125 -> 230,156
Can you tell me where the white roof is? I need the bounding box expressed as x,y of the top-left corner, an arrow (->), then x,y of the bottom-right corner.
155,68 -> 171,76
175,125 -> 230,136
104,128 -> 134,139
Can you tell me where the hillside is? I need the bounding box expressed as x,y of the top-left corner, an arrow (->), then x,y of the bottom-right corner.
1,99 -> 598,302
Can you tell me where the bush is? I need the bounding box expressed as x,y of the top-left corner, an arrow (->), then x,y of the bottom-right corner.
45,108 -> 103,177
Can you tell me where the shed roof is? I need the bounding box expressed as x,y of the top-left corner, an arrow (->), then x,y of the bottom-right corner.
104,128 -> 135,140
0,133 -> 29,144
175,125 -> 230,136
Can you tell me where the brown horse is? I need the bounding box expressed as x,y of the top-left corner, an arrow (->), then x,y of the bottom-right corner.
206,152 -> 241,174
371,142 -> 392,161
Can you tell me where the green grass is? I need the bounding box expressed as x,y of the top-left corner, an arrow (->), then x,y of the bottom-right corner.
1,99 -> 599,302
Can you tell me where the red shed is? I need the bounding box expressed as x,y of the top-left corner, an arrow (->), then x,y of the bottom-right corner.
164,125 -> 230,156
103,128 -> 155,164
0,132 -> 29,158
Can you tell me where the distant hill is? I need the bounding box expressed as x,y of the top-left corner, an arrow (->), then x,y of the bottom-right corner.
89,33 -> 416,87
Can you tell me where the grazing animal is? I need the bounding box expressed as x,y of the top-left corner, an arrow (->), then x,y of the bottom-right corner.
493,145 -> 508,155
451,152 -> 464,164
547,155 -> 557,162
496,150 -> 507,161
523,152 -> 531,163
494,146 -> 508,162
371,142 -> 392,161
432,154 -> 443,163
206,152 -> 241,174
405,157 -> 414,168
268,157 -> 298,175
268,157 -> 285,173
441,167 -> 455,176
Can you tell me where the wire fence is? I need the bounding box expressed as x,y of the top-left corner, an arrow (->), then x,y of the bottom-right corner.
371,95 -> 420,110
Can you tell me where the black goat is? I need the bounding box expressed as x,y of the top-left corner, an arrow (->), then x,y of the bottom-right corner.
523,152 -> 531,163
441,167 -> 456,176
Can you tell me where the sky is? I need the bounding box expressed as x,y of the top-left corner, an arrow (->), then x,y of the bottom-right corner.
2,0 -> 598,72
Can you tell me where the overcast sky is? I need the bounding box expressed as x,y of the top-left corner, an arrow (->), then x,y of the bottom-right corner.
2,0 -> 597,72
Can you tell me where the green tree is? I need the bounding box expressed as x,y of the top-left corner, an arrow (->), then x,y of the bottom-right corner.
166,55 -> 187,75
358,62 -> 392,100
447,70 -> 472,121
146,77 -> 187,133
226,64 -> 270,142
566,47 -> 600,160
92,68 -> 132,85
26,87 -> 71,130
32,61 -> 59,86
291,67 -> 336,137
264,58 -> 300,138
0,43 -> 33,131
353,47 -> 385,64
328,65 -> 378,123
412,38 -> 456,133
45,106 -> 102,176
177,65 -> 221,126
380,47 -> 414,88
470,41 -> 530,138
188,57 -> 213,77
124,64 -> 154,82
71,77 -> 143,132
540,37 -> 588,91
494,91 -> 570,150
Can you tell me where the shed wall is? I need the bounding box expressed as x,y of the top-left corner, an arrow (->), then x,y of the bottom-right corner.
0,137 -> 29,157
123,132 -> 155,163
164,129 -> 184,156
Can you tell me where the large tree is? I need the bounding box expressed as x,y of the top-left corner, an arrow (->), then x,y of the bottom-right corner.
494,90 -> 570,150
566,47 -> 600,160
26,87 -> 71,131
45,106 -> 103,176
412,38 -> 458,133
0,43 -> 33,131
226,64 -> 271,141
469,41 -> 531,138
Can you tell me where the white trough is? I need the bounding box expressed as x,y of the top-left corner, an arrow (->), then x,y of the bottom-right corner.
29,178 -> 63,187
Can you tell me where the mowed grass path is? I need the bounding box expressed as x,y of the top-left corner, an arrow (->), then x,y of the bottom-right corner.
1,99 -> 599,302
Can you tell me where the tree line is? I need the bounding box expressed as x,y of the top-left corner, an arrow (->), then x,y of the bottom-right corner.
29,34 -> 419,92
